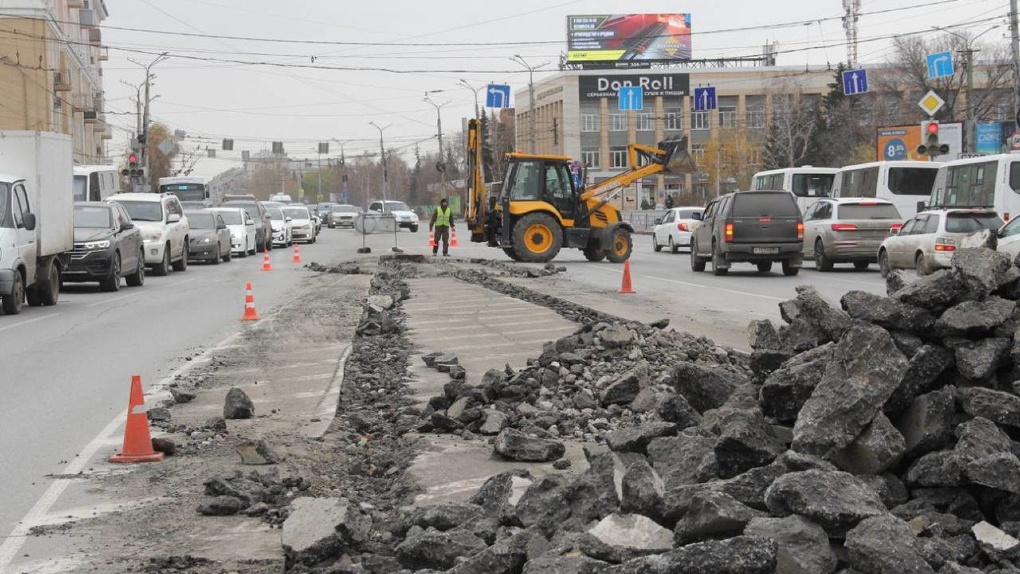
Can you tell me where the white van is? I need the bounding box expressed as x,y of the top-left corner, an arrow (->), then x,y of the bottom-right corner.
73,165 -> 119,202
750,167 -> 839,212
928,154 -> 1020,221
831,161 -> 939,219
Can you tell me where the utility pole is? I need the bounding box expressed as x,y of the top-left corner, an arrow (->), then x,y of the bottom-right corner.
935,25 -> 997,152
1011,0 -> 1020,128
423,92 -> 451,203
129,52 -> 168,191
511,54 -> 549,154
369,122 -> 391,207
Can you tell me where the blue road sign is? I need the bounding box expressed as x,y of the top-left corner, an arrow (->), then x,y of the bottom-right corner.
694,87 -> 716,111
926,51 -> 954,79
618,86 -> 644,111
842,69 -> 869,95
485,84 -> 511,109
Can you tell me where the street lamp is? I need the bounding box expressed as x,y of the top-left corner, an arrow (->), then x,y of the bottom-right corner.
423,92 -> 452,203
458,79 -> 485,120
933,25 -> 999,154
510,54 -> 549,154
127,52 -> 169,188
368,122 -> 391,207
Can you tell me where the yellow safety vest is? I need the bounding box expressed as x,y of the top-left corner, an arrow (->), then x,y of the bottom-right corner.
434,206 -> 451,227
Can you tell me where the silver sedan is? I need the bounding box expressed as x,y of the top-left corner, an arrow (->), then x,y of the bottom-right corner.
803,198 -> 902,271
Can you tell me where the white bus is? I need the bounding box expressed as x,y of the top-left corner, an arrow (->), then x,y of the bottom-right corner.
831,161 -> 939,219
73,165 -> 119,201
928,154 -> 1020,221
750,167 -> 838,212
158,176 -> 211,205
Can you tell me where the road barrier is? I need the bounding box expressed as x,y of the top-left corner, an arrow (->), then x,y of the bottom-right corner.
241,282 -> 260,321
619,260 -> 636,294
109,375 -> 164,463
292,244 -> 302,264
261,249 -> 272,272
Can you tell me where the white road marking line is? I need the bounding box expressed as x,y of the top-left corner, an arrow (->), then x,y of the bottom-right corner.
605,268 -> 786,302
0,313 -> 60,333
0,331 -> 241,571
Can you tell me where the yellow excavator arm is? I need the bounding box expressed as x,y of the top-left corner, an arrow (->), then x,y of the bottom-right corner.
579,137 -> 695,203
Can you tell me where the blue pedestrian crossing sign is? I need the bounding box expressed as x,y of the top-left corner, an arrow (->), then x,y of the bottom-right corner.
926,51 -> 954,79
842,69 -> 868,95
485,84 -> 511,109
618,86 -> 643,111
694,87 -> 716,111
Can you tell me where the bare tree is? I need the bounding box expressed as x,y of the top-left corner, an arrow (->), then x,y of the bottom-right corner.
762,86 -> 822,169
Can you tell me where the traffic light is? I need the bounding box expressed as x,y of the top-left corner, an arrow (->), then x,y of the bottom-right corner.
917,122 -> 951,157
121,153 -> 145,178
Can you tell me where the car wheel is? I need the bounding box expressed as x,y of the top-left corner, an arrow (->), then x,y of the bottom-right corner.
583,244 -> 607,262
606,228 -> 633,264
915,252 -> 929,276
782,260 -> 800,276
100,251 -> 122,292
513,212 -> 564,263
815,239 -> 834,272
223,245 -> 232,262
690,241 -> 706,272
879,249 -> 891,278
2,269 -> 24,315
410,224 -> 419,233
28,263 -> 59,306
152,246 -> 170,276
712,241 -> 728,276
26,286 -> 42,307
126,248 -> 145,287
652,235 -> 662,252
212,245 -> 222,265
172,241 -> 188,272
670,237 -> 680,254
853,261 -> 870,271
756,261 -> 773,273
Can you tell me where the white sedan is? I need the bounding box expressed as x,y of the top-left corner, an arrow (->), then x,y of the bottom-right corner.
283,205 -> 317,244
208,207 -> 257,256
652,207 -> 704,253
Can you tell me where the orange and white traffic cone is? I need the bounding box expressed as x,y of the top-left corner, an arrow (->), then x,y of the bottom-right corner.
292,244 -> 302,264
109,376 -> 165,464
618,259 -> 635,294
428,230 -> 436,248
450,227 -> 460,247
260,249 -> 272,272
241,282 -> 260,321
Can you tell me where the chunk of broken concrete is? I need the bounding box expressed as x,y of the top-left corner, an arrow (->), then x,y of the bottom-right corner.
494,428 -> 565,462
764,470 -> 887,537
223,387 -> 255,420
235,439 -> 281,465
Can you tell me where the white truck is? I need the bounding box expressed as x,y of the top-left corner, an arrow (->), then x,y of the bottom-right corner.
0,131 -> 74,315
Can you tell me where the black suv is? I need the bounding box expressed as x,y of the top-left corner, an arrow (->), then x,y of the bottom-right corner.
65,202 -> 146,291
690,190 -> 804,276
222,199 -> 272,252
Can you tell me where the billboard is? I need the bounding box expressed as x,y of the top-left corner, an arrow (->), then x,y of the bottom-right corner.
976,122 -> 1013,155
877,123 -> 964,161
567,14 -> 692,65
579,73 -> 690,101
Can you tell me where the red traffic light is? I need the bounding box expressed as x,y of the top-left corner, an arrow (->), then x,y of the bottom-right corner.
128,153 -> 138,164
926,122 -> 939,135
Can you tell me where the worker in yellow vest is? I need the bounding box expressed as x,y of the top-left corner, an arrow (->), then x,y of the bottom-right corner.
429,198 -> 455,256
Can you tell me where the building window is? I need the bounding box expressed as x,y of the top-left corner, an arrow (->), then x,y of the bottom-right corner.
692,111 -> 710,131
581,113 -> 600,132
663,112 -> 682,131
691,144 -> 705,161
719,106 -> 737,129
636,113 -> 655,131
581,147 -> 600,169
610,147 -> 627,168
609,113 -> 627,132
746,105 -> 765,129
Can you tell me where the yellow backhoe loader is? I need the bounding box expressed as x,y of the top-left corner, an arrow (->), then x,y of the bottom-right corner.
463,118 -> 696,263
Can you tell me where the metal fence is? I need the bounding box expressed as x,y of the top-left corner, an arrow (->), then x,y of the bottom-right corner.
621,210 -> 669,232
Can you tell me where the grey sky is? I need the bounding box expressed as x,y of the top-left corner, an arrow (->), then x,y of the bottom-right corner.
101,0 -> 1007,179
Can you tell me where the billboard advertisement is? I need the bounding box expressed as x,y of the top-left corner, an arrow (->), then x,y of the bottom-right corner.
578,73 -> 690,101
877,123 -> 964,161
976,122 -> 1012,155
567,14 -> 692,65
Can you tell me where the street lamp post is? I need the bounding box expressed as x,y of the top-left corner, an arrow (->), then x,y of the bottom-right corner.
128,52 -> 169,189
423,92 -> 451,204
510,55 -> 549,154
368,122 -> 391,206
458,79 -> 484,120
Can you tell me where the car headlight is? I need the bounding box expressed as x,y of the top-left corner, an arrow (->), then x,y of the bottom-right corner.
142,230 -> 162,242
201,237 -> 212,244
83,240 -> 111,250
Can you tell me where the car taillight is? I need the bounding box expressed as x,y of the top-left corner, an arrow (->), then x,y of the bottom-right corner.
889,224 -> 902,233
797,221 -> 804,241
678,222 -> 689,232
758,217 -> 772,223
1006,212 -> 1011,222
934,237 -> 956,252
724,222 -> 734,242
831,223 -> 858,231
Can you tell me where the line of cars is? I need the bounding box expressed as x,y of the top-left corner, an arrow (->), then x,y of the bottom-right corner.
310,200 -> 422,232
651,190 -> 1011,278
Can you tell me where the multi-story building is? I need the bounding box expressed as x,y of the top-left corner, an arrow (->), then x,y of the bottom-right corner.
0,0 -> 110,165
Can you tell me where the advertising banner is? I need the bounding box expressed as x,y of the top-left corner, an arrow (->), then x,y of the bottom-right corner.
567,14 -> 692,64
578,73 -> 690,101
976,122 -> 1010,155
876,125 -> 922,161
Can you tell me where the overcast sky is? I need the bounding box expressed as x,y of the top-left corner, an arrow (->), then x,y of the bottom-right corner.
100,0 -> 1008,179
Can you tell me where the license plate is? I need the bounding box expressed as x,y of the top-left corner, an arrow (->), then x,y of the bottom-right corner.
753,247 -> 780,255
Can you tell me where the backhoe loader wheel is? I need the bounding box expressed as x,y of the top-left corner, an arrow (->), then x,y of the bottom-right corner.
606,228 -> 633,263
513,213 -> 562,263
583,245 -> 606,262
502,247 -> 523,261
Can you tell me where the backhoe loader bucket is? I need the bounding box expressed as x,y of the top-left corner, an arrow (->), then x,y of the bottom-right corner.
657,136 -> 697,174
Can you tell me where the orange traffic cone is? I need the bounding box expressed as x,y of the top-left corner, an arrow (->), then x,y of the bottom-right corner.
241,282 -> 260,321
292,244 -> 302,264
261,249 -> 272,272
109,376 -> 165,464
450,227 -> 460,247
618,259 -> 635,294
428,230 -> 436,248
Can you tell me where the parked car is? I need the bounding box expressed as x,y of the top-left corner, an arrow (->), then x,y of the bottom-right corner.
106,192 -> 189,276
180,200 -> 212,210
222,199 -> 272,252
878,209 -> 1004,277
208,207 -> 256,256
652,207 -> 703,253
802,198 -> 903,271
283,205 -> 316,244
369,200 -> 419,232
690,190 -> 804,276
65,202 -> 145,291
329,204 -> 361,228
997,216 -> 1020,265
269,193 -> 293,204
185,211 -> 232,264
267,206 -> 293,246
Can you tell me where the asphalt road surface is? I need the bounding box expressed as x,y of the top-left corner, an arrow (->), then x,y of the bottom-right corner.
0,224 -> 889,556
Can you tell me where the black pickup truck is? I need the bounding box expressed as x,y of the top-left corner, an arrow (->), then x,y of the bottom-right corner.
690,190 -> 804,276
